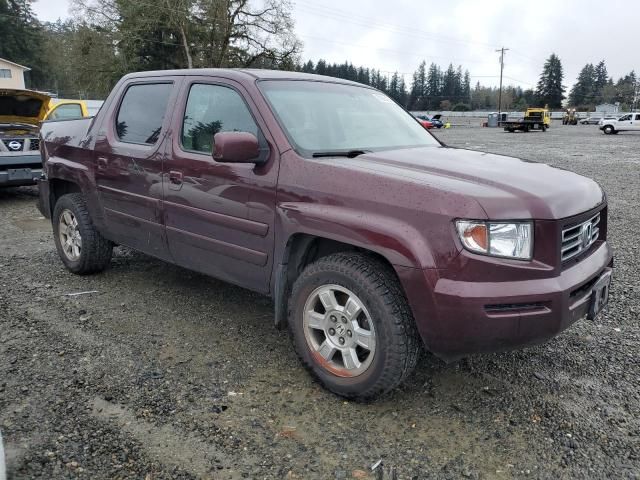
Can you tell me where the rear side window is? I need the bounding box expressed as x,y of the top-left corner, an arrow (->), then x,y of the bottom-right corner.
48,104 -> 83,120
181,84 -> 258,154
116,83 -> 172,145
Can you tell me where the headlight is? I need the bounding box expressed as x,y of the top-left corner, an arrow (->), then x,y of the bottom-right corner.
456,220 -> 533,260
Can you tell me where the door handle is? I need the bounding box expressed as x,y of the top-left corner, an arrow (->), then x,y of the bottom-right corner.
97,157 -> 108,171
168,170 -> 183,190
169,170 -> 183,184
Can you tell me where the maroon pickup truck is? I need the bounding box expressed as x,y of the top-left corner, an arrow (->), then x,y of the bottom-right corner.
37,69 -> 613,400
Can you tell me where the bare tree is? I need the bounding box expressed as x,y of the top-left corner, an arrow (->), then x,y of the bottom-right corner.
71,0 -> 301,70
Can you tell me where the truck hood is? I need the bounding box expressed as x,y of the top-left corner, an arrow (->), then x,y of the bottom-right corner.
0,89 -> 52,126
338,146 -> 604,220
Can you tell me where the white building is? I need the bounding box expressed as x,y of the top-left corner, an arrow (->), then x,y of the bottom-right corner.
595,103 -> 619,114
0,58 -> 30,90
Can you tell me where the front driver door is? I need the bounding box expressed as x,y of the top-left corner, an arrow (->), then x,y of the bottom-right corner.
163,78 -> 278,293
617,114 -> 632,131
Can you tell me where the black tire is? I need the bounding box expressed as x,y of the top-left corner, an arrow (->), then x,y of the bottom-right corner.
542,125 -> 547,132
288,252 -> 420,401
603,125 -> 615,135
52,193 -> 113,274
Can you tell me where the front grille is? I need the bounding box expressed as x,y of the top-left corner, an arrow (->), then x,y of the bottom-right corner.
29,139 -> 40,151
561,213 -> 600,261
2,139 -> 25,151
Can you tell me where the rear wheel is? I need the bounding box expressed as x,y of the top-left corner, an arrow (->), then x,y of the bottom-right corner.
52,193 -> 113,274
288,252 -> 420,401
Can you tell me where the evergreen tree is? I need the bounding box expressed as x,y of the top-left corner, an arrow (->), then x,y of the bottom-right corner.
594,60 -> 608,95
397,76 -> 408,107
425,63 -> 441,109
535,54 -> 565,108
0,0 -> 47,87
409,61 -> 427,110
442,64 -> 457,99
462,70 -> 471,103
568,63 -> 595,107
388,72 -> 400,102
301,60 -> 315,73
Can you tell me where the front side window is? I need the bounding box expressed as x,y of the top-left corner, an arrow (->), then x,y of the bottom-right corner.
48,104 -> 83,120
116,83 -> 172,145
181,84 -> 258,154
618,114 -> 631,121
259,80 -> 439,157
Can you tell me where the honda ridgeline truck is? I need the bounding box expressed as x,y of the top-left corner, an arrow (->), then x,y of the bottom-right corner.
37,70 -> 613,400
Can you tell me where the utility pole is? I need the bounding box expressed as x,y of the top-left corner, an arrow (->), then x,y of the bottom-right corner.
496,47 -> 509,121
633,79 -> 639,112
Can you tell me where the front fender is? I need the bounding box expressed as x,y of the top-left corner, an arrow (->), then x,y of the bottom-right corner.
275,202 -> 436,269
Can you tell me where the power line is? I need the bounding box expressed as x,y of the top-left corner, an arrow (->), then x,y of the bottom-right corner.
295,1 -> 500,51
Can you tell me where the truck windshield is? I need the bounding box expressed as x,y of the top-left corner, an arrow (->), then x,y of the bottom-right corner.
259,80 -> 439,157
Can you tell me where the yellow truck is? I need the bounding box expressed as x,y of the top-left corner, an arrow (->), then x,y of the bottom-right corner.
0,89 -> 90,186
502,107 -> 552,132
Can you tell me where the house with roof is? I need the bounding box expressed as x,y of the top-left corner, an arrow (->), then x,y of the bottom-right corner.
0,58 -> 30,90
595,103 -> 619,114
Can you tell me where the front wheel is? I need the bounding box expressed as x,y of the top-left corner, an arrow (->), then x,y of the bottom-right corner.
52,193 -> 113,274
288,253 -> 420,401
603,125 -> 615,135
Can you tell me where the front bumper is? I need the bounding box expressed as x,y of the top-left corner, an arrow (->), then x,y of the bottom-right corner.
0,153 -> 42,187
398,241 -> 614,361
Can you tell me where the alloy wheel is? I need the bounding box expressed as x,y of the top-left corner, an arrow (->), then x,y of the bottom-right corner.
303,284 -> 376,377
58,209 -> 82,261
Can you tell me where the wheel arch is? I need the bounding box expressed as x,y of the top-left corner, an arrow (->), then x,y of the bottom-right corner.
45,160 -> 107,233
49,178 -> 82,213
272,233 -> 409,329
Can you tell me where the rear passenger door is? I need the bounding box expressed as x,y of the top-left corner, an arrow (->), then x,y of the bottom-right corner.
163,77 -> 278,294
633,113 -> 640,131
93,79 -> 180,260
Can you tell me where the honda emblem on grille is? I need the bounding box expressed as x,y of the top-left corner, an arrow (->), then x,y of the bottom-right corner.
8,141 -> 21,151
581,223 -> 593,248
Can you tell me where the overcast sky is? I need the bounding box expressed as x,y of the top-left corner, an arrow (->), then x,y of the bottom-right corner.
32,0 -> 638,90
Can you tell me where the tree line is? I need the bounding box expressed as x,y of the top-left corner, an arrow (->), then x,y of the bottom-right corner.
1,0 -> 637,112
299,59 -> 473,111
568,61 -> 637,110
2,0 -> 301,98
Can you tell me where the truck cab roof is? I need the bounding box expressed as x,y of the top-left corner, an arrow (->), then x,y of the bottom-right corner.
120,68 -> 366,87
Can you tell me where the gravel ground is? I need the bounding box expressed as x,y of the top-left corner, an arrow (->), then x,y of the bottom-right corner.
0,124 -> 638,480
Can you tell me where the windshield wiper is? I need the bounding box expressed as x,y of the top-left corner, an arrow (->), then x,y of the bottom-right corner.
312,149 -> 369,158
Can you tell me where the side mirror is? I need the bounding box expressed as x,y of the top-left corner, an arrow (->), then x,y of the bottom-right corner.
212,131 -> 259,163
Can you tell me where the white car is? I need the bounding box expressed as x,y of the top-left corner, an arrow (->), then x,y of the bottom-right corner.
599,113 -> 640,134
